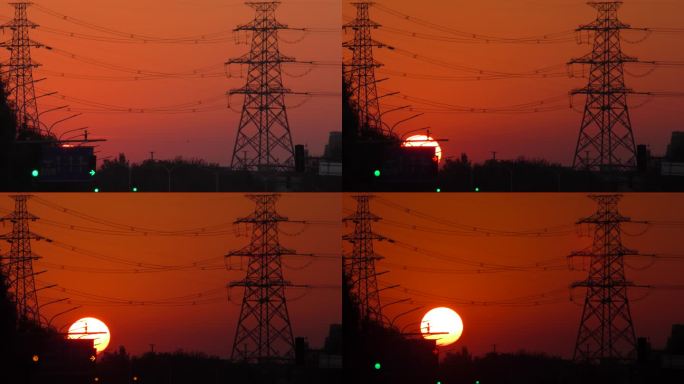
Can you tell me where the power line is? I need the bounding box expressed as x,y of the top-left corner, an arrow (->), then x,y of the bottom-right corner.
376,23 -> 575,45
343,1 -> 386,136
570,194 -> 641,363
372,3 -> 576,44
387,282 -> 569,307
228,2 -> 298,172
32,196 -> 241,235
0,2 -> 43,135
31,3 -> 338,44
375,197 -> 576,236
44,45 -> 229,77
569,2 -> 642,171
385,237 -> 566,272
227,194 -> 300,363
343,195 -> 385,323
0,195 -> 42,325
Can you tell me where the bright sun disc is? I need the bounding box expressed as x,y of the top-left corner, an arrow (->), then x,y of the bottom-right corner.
420,307 -> 464,346
67,317 -> 111,353
402,134 -> 442,162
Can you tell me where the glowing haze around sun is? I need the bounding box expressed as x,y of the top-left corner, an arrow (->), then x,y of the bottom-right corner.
420,307 -> 464,346
402,134 -> 443,162
67,317 -> 111,353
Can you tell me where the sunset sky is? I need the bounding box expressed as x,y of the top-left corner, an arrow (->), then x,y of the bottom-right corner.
343,193 -> 684,358
0,0 -> 340,164
343,0 -> 684,165
0,193 -> 341,357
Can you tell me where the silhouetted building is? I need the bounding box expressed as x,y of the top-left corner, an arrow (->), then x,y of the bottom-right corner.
666,132 -> 684,162
662,324 -> 684,371
348,138 -> 438,191
295,145 -> 306,172
13,333 -> 96,384
637,144 -> 651,172
295,324 -> 342,370
323,131 -> 342,162
324,324 -> 342,354
667,324 -> 684,355
659,132 -> 684,177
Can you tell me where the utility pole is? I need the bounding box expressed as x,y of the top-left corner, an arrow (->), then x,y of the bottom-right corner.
570,1 -> 639,171
343,195 -> 384,323
570,194 -> 641,362
1,2 -> 44,137
228,194 -> 299,363
0,195 -> 42,325
344,2 -> 386,136
229,2 -> 296,172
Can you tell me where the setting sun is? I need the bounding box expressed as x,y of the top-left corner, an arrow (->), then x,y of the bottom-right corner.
402,135 -> 442,162
67,317 -> 111,354
420,307 -> 464,347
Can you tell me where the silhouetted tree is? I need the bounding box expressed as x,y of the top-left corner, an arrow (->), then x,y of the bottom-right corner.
343,271 -> 438,383
0,269 -> 18,374
0,81 -> 17,189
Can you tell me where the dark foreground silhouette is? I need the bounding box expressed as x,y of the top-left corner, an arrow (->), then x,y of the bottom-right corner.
1,272 -> 341,384
343,274 -> 684,384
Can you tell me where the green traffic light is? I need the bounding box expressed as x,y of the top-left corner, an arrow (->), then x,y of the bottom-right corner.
436,188 -> 441,193
132,187 -> 138,192
94,188 -> 100,193
374,362 -> 381,370
31,169 -> 39,177
89,169 -> 96,176
373,169 -> 381,177
475,187 -> 480,192
475,381 -> 480,384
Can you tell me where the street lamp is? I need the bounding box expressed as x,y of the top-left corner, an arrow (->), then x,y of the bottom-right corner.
399,126 -> 432,141
39,297 -> 68,310
380,105 -> 410,117
58,126 -> 89,141
46,113 -> 83,135
52,306 -> 82,330
392,306 -> 425,328
38,105 -> 68,118
390,113 -> 425,134
35,91 -> 57,100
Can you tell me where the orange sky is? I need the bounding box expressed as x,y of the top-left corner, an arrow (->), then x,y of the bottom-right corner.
0,0 -> 340,164
343,193 -> 684,358
0,193 -> 341,357
343,0 -> 684,164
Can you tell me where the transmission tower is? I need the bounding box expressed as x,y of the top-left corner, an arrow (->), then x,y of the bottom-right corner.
570,1 -> 639,171
570,194 -> 641,363
343,195 -> 384,323
228,194 -> 298,363
1,2 -> 44,136
0,195 -> 42,325
229,2 -> 296,172
343,2 -> 386,136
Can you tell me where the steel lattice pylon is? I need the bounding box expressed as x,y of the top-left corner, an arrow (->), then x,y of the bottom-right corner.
228,194 -> 296,363
229,2 -> 296,172
570,194 -> 639,363
570,2 -> 638,171
1,2 -> 43,136
343,195 -> 384,323
343,2 -> 385,136
0,195 -> 41,325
